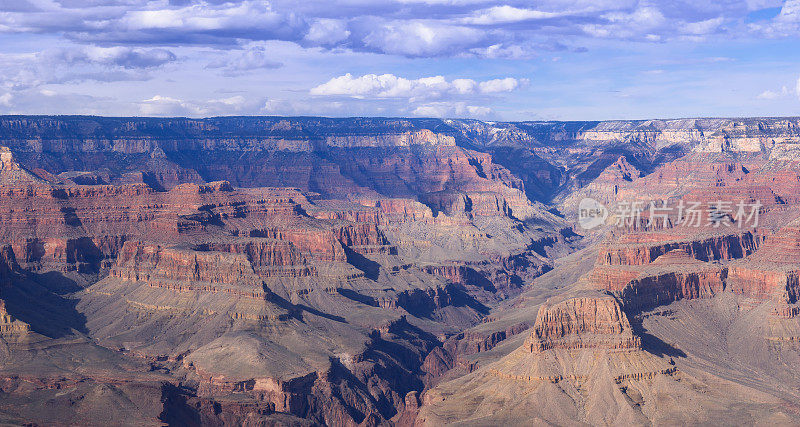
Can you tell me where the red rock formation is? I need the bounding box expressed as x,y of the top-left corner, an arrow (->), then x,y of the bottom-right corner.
598,231 -> 761,266
525,295 -> 641,353
724,219 -> 800,303
357,198 -> 433,223
110,241 -> 265,295
197,240 -> 315,277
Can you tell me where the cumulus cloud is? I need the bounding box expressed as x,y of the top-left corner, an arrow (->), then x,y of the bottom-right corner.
138,94 -> 263,117
361,21 -> 486,57
0,89 -> 115,115
680,17 -> 725,35
304,18 -> 351,45
51,47 -> 177,69
0,41 -> 181,99
748,0 -> 800,36
478,77 -> 521,93
115,1 -> 306,44
206,44 -> 283,76
757,89 -> 782,99
308,73 -> 522,118
0,47 -> 165,92
310,73 -> 524,99
138,95 -> 197,116
797,75 -> 800,98
462,6 -> 563,25
754,78 -> 800,100
412,102 -> 492,118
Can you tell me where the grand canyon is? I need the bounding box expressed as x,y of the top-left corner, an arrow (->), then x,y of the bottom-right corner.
1,115 -> 800,425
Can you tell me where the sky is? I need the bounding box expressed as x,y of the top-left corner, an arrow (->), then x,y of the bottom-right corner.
1,0 -> 800,120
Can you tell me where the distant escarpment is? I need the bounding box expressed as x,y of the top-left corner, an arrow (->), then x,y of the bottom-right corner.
526,295 -> 641,353
5,115 -> 800,205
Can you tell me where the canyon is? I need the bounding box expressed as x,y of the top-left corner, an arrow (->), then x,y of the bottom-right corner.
1,116 -> 800,425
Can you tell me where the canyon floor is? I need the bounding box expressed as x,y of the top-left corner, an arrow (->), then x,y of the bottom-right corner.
1,116 -> 800,425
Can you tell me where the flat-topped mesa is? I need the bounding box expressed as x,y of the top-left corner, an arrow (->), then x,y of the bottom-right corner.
354,198 -> 434,223
169,180 -> 233,195
109,241 -> 265,296
323,128 -> 456,148
246,227 -> 346,263
599,156 -> 762,207
9,237 -> 109,273
691,119 -> 800,153
309,200 -> 384,224
196,239 -> 316,277
525,295 -> 641,353
166,182 -> 305,218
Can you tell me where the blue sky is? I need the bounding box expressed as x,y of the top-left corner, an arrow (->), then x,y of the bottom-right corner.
0,0 -> 799,120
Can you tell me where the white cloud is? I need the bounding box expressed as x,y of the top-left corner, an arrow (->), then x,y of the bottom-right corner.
757,89 -> 781,99
583,4 -> 667,39
120,2 -> 289,33
478,77 -> 521,93
412,102 -> 492,117
451,78 -> 477,94
138,95 -> 199,116
310,73 -> 524,99
0,93 -> 11,107
755,82 -> 795,100
206,44 -> 283,75
749,0 -> 800,37
462,6 -> 561,25
138,94 -> 266,117
0,47 -> 162,92
52,47 -> 177,69
308,73 -> 522,119
304,18 -> 351,45
680,17 -> 724,35
796,75 -> 800,98
362,21 -> 485,57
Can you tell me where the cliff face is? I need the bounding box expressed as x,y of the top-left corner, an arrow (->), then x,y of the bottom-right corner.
5,116 -> 800,205
526,295 -> 641,353
0,300 -> 29,340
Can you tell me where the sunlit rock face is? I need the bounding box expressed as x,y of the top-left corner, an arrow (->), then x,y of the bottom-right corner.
3,116 -> 800,425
